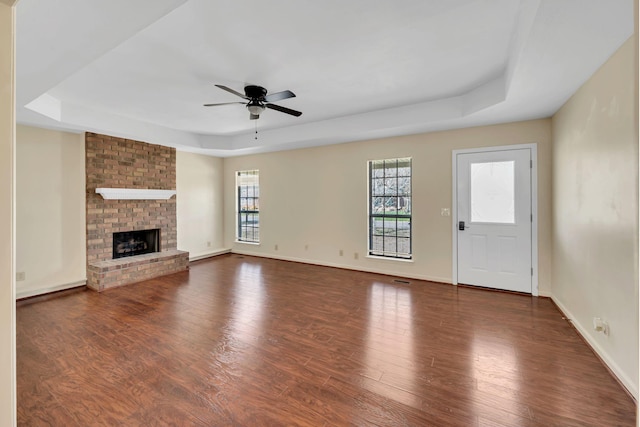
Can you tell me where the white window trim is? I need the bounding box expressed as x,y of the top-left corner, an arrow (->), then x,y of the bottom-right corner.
366,255 -> 414,263
366,157 -> 413,260
236,169 -> 260,244
235,240 -> 260,246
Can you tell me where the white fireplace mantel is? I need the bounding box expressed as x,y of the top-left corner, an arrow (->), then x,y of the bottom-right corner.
95,188 -> 176,200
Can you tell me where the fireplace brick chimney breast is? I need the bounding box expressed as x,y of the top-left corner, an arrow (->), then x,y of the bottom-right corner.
85,133 -> 188,291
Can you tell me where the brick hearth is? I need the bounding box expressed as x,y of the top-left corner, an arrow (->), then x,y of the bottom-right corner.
87,250 -> 188,292
85,133 -> 188,291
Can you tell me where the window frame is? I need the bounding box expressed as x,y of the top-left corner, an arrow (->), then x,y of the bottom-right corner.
236,170 -> 260,244
368,157 -> 412,260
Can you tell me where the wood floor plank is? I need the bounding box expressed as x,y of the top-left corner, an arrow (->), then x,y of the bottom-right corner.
17,254 -> 636,426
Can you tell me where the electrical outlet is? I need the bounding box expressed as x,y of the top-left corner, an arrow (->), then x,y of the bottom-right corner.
274,244 -> 278,251
16,272 -> 25,281
354,252 -> 359,260
207,241 -> 211,247
339,249 -> 344,256
305,244 -> 308,250
593,317 -> 610,335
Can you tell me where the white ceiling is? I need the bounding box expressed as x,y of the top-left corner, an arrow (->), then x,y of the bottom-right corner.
16,0 -> 634,157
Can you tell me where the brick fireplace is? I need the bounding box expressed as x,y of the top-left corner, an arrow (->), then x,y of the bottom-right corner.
85,133 -> 188,291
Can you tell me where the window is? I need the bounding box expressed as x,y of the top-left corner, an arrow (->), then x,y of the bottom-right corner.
470,161 -> 515,224
368,158 -> 412,259
236,170 -> 259,243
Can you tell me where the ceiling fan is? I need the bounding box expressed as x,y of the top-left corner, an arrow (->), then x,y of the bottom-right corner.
204,84 -> 302,120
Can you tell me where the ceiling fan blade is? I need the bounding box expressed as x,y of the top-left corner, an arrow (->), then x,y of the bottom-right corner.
250,113 -> 260,120
203,102 -> 245,107
215,84 -> 249,100
265,103 -> 302,117
265,90 -> 296,103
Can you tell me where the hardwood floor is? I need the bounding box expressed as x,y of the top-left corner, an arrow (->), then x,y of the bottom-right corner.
17,254 -> 636,426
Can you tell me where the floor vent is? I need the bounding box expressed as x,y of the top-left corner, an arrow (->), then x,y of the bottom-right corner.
394,279 -> 411,285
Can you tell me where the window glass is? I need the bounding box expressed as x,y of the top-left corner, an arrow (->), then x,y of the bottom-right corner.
237,170 -> 260,243
368,158 -> 412,259
470,161 -> 515,224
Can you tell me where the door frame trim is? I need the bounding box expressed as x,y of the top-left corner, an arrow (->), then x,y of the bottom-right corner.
451,143 -> 538,296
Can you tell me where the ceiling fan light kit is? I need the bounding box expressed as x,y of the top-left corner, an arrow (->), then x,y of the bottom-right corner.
246,101 -> 265,116
204,84 -> 302,121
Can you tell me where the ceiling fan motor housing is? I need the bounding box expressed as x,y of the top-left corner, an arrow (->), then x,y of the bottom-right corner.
245,85 -> 268,100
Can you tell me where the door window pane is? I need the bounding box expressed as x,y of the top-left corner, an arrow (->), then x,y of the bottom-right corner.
471,161 -> 515,224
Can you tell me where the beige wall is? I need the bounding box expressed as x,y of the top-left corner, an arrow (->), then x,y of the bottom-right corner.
16,125 -> 86,298
176,151 -> 226,259
0,2 -> 15,425
551,35 -> 638,398
224,119 -> 552,295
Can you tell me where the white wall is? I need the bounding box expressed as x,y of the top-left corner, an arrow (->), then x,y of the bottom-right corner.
15,125 -> 86,298
176,151 -> 226,260
0,2 -> 16,425
551,34 -> 638,398
223,119 -> 553,295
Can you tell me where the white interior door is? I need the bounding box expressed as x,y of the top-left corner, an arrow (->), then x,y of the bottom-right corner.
456,148 -> 532,293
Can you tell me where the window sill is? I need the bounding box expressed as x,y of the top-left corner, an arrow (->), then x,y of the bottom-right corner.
235,240 -> 260,246
366,255 -> 414,263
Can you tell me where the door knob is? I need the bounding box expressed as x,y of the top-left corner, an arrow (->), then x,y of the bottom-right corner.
458,221 -> 469,231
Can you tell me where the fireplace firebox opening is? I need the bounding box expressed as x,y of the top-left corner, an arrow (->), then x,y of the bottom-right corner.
113,229 -> 160,259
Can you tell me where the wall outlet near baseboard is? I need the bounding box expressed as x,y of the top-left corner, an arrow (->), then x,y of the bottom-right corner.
274,244 -> 278,251
593,317 -> 609,335
339,249 -> 343,256
207,241 -> 211,247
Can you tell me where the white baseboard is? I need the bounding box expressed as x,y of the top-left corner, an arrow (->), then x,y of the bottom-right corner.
551,296 -> 638,400
188,248 -> 231,262
230,249 -> 452,285
16,279 -> 87,300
